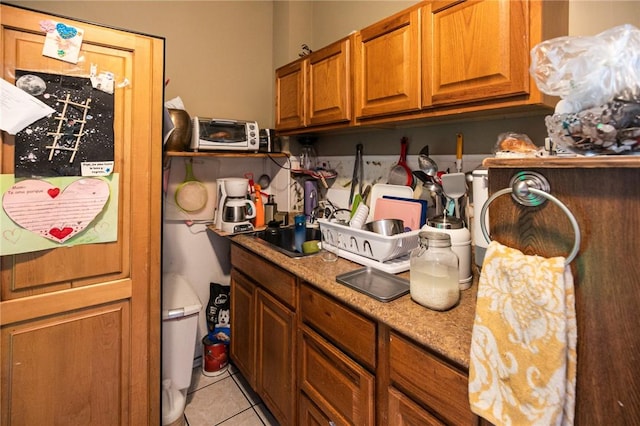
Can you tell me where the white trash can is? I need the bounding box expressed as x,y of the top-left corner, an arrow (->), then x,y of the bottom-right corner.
162,273 -> 202,426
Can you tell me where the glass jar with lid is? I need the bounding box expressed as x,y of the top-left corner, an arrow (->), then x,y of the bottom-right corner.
409,231 -> 460,311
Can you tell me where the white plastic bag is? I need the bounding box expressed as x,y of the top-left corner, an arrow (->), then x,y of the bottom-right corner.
530,24 -> 640,114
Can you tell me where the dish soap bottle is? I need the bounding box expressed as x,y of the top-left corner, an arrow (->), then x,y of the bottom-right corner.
409,231 -> 459,311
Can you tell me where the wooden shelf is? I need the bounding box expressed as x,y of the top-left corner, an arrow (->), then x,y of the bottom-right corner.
164,151 -> 289,159
483,156 -> 640,169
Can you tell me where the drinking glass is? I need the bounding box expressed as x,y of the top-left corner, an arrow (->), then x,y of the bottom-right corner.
320,228 -> 339,262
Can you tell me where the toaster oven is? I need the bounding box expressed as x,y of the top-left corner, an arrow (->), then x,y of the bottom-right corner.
190,117 -> 259,151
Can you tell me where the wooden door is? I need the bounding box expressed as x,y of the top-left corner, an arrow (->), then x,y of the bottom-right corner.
354,6 -> 420,119
424,0 -> 529,107
275,60 -> 306,130
0,5 -> 163,425
306,37 -> 352,127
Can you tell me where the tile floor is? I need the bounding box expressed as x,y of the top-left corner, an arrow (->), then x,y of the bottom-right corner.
183,362 -> 280,426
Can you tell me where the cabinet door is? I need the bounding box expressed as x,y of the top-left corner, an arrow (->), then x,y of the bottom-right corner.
299,393 -> 333,426
0,6 -> 163,426
388,387 -> 445,426
276,60 -> 306,130
389,332 -> 476,425
230,269 -> 256,387
354,7 -> 420,118
299,326 -> 375,425
307,38 -> 352,127
256,288 -> 296,426
423,0 -> 529,106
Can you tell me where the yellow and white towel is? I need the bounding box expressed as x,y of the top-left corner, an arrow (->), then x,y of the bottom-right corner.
469,241 -> 577,426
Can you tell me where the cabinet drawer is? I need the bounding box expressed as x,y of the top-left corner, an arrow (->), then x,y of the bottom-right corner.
300,283 -> 376,369
299,326 -> 375,425
231,244 -> 296,308
388,386 -> 445,426
389,332 -> 475,425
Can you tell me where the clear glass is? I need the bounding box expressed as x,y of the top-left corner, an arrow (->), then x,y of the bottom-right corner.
410,234 -> 460,311
320,227 -> 339,262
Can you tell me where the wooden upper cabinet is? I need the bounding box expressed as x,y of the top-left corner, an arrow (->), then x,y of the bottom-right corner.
354,7 -> 420,119
276,60 -> 305,130
423,0 -> 529,107
306,38 -> 352,127
276,37 -> 352,131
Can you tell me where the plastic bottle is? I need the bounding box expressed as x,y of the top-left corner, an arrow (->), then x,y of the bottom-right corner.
294,214 -> 306,253
254,184 -> 265,227
410,231 -> 459,311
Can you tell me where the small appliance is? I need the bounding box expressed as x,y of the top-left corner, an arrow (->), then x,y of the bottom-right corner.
215,178 -> 256,233
472,167 -> 489,267
191,117 -> 259,152
423,215 -> 472,290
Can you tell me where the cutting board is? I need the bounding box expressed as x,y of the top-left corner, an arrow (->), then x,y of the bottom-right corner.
373,198 -> 423,231
382,196 -> 428,227
368,183 -> 414,222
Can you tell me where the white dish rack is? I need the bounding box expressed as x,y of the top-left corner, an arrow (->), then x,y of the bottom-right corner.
317,219 -> 420,263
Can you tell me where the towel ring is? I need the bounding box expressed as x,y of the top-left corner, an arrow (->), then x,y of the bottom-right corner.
480,171 -> 581,265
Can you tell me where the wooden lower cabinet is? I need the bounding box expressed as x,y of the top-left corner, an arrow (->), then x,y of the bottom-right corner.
255,288 -> 296,425
389,331 -> 477,425
388,386 -> 444,426
231,244 -> 483,426
298,326 -> 375,425
299,392 -> 334,426
230,244 -> 297,425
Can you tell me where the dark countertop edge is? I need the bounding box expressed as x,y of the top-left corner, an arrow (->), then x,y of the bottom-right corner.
230,233 -> 479,369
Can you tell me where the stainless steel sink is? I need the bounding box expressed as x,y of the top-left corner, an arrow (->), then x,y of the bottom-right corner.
253,226 -> 322,258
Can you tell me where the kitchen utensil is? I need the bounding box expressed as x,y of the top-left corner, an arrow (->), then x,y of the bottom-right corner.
373,198 -> 423,231
364,219 -> 405,236
349,143 -> 364,207
417,145 -> 438,177
175,159 -> 208,212
368,183 -> 414,222
388,137 -> 413,186
382,196 -> 428,227
441,172 -> 467,219
257,173 -> 271,189
456,133 -> 464,172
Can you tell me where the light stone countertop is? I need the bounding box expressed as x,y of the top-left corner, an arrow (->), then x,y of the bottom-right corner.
231,233 -> 480,369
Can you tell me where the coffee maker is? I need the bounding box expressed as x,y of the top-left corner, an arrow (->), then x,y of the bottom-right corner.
215,178 -> 256,233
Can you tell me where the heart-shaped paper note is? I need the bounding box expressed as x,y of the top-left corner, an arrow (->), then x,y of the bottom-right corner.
56,23 -> 78,39
2,178 -> 110,243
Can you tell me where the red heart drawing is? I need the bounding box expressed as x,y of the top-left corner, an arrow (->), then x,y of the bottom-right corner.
49,227 -> 73,240
3,178 -> 110,243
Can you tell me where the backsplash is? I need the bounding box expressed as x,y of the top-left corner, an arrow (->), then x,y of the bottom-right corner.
289,154 -> 490,212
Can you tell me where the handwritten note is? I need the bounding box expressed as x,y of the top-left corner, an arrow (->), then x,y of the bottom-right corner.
3,178 -> 110,243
